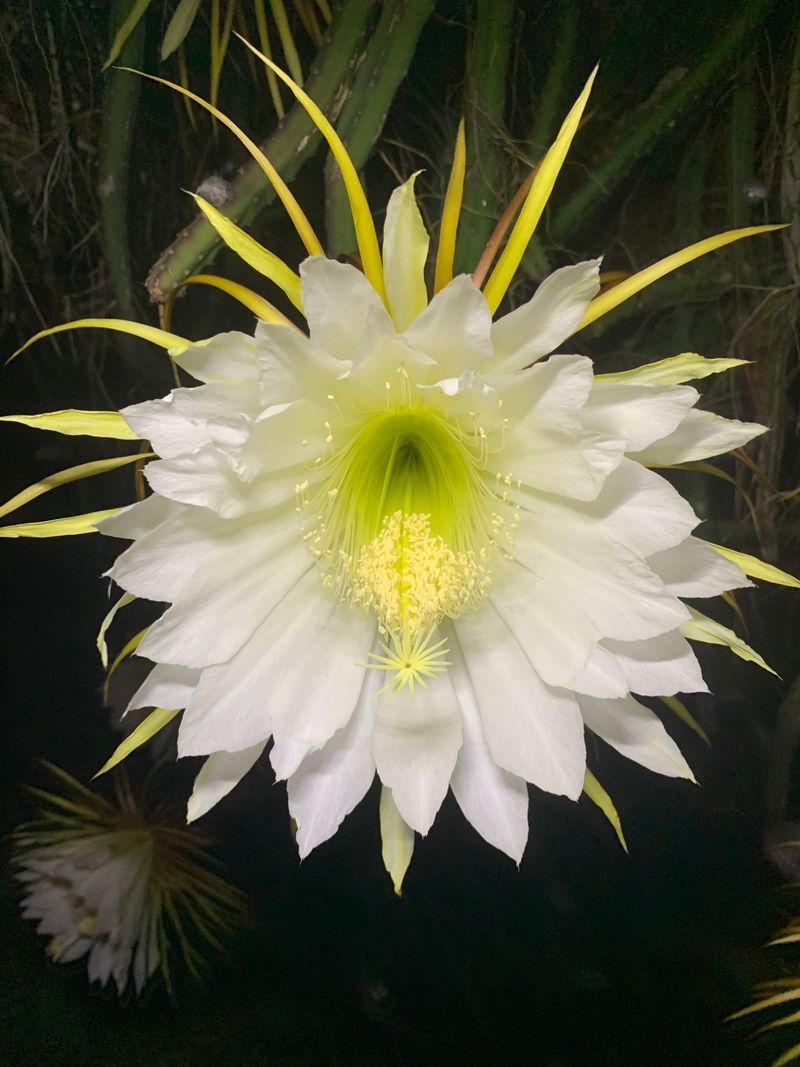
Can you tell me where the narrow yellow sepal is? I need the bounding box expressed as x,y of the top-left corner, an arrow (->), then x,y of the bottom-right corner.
93,707 -> 181,778
433,119 -> 466,295
0,452 -> 152,522
659,696 -> 710,746
681,606 -> 778,676
97,592 -> 136,669
117,67 -> 323,257
727,985 -> 800,1022
103,626 -> 149,704
379,786 -> 414,896
595,352 -> 749,385
0,508 -> 122,538
703,541 -> 800,589
483,66 -> 598,314
178,274 -> 295,325
0,410 -> 138,440
236,35 -> 386,302
193,194 -> 304,311
582,769 -> 628,852
578,225 -> 786,331
8,318 -> 190,365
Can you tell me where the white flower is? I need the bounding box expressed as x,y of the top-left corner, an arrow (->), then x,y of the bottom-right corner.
13,766 -> 244,995
3,59 -> 791,892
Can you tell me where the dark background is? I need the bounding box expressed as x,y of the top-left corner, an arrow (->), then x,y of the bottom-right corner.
2,1 -> 800,1063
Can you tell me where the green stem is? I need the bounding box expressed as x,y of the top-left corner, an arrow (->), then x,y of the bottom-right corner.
529,0 -> 578,153
99,0 -> 146,320
455,0 -> 514,274
549,0 -> 773,243
145,0 -> 377,302
323,0 -> 434,257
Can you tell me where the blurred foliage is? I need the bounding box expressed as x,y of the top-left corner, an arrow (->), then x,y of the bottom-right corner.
2,1 -> 800,1063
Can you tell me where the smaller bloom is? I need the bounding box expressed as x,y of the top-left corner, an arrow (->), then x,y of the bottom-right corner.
13,763 -> 244,996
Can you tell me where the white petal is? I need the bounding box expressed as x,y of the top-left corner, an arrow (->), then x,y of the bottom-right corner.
578,694 -> 695,780
513,516 -> 690,642
300,256 -> 391,361
502,424 -> 626,502
286,669 -> 380,858
648,537 -> 751,597
603,631 -> 709,696
489,354 -> 594,425
633,408 -> 766,465
488,260 -> 602,373
382,174 -> 430,332
127,662 -> 200,712
403,275 -> 492,378
123,383 -> 258,460
510,458 -> 699,557
453,606 -> 586,799
447,631 -> 529,861
489,561 -> 599,688
255,321 -> 349,406
98,493 -> 176,540
138,523 -> 311,667
178,570 -> 373,755
581,380 -> 698,452
373,668 -> 462,835
186,741 -> 267,823
170,331 -> 259,383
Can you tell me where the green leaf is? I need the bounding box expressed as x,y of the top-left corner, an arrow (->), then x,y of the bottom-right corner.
160,0 -> 203,60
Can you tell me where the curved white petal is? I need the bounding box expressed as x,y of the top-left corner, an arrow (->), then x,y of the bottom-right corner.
127,662 -> 200,712
98,493 -> 177,541
448,631 -> 529,861
633,408 -> 766,465
578,694 -> 696,781
123,383 -> 258,460
178,570 -> 373,756
581,380 -> 698,452
171,331 -> 259,383
286,669 -> 380,858
487,259 -> 602,374
454,605 -> 586,799
383,174 -> 429,332
403,274 -> 492,378
574,631 -> 708,698
502,424 -> 626,502
255,321 -> 349,407
186,741 -> 267,823
300,256 -> 391,361
489,354 -> 594,425
648,537 -> 751,597
372,668 -> 462,836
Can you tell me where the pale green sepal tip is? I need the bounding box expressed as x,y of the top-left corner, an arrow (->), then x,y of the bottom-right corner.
380,786 -> 414,896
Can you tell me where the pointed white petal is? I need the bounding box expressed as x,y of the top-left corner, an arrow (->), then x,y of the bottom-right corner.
373,669 -> 462,836
171,331 -> 259,383
602,631 -> 708,696
633,408 -> 766,465
581,380 -> 698,452
488,260 -> 602,373
255,321 -> 349,406
98,493 -> 176,540
300,256 -> 391,361
403,275 -> 492,378
186,741 -> 267,823
489,354 -> 594,424
578,694 -> 696,781
502,424 -> 626,502
127,662 -> 200,712
383,174 -> 430,332
448,632 -> 529,861
648,537 -> 751,597
453,606 -> 586,799
123,382 -> 258,459
286,670 -> 380,858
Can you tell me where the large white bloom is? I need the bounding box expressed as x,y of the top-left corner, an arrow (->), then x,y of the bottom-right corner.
3,59 -> 790,891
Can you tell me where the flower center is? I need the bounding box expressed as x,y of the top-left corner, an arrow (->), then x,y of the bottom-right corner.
299,404 -> 516,690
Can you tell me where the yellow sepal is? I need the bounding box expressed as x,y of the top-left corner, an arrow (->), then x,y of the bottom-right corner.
193,194 -> 303,311
582,769 -> 628,852
103,626 -> 149,704
0,508 -> 122,538
578,225 -> 786,331
237,35 -> 386,302
0,410 -> 138,440
681,606 -> 777,676
379,786 -> 414,896
0,452 -> 152,522
659,696 -> 710,746
595,352 -> 749,385
483,66 -> 598,314
118,67 -> 323,256
93,707 -> 181,778
176,273 -> 295,325
97,592 -> 136,670
8,318 -> 190,365
703,541 -> 800,589
433,119 -> 466,294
